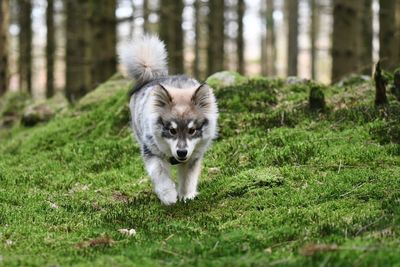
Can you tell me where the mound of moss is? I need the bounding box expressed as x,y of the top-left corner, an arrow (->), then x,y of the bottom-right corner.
0,74 -> 399,266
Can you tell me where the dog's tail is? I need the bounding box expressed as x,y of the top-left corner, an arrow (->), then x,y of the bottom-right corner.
120,35 -> 168,84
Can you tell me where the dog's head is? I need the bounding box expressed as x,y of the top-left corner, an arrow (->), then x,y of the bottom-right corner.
152,83 -> 217,163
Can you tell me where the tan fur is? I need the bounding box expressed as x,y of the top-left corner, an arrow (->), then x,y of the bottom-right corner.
164,85 -> 198,116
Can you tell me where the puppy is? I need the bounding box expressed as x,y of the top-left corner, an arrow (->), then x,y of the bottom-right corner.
120,35 -> 218,205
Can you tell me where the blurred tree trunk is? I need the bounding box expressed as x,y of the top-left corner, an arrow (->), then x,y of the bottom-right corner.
266,0 -> 276,76
207,0 -> 225,75
46,0 -> 55,98
159,0 -> 184,74
143,0 -> 150,33
89,0 -> 117,88
286,0 -> 298,76
207,0 -> 224,76
18,0 -> 32,94
360,0 -> 372,75
310,0 -> 318,80
397,1 -> 400,63
65,0 -> 91,102
379,0 -> 398,71
331,0 -> 362,83
193,0 -> 201,77
0,0 -> 9,96
236,0 -> 245,74
129,0 -> 135,39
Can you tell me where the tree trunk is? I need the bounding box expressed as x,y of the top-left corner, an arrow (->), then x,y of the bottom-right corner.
88,0 -> 117,88
236,0 -> 245,74
374,61 -> 388,106
193,0 -> 201,77
0,0 -> 9,96
65,0 -> 91,102
397,1 -> 400,65
379,0 -> 398,71
18,0 -> 32,94
143,0 -> 150,33
159,0 -> 184,74
46,0 -> 55,98
207,0 -> 224,76
266,0 -> 276,76
286,0 -> 299,77
331,0 -> 362,83
360,0 -> 372,75
310,0 -> 318,80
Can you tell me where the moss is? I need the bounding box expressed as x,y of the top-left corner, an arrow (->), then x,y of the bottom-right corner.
0,73 -> 400,266
309,83 -> 326,111
0,91 -> 31,127
206,71 -> 248,89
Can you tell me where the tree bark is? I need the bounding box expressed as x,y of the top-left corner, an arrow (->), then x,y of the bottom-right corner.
193,0 -> 201,77
159,0 -> 184,74
46,0 -> 55,98
360,0 -> 372,75
207,0 -> 224,76
331,0 -> 362,83
286,0 -> 299,77
310,0 -> 318,80
65,0 -> 91,102
143,0 -> 150,33
374,61 -> 388,106
379,0 -> 398,71
18,0 -> 32,94
397,1 -> 400,65
236,0 -> 245,74
0,0 -> 9,96
88,0 -> 117,88
266,0 -> 276,76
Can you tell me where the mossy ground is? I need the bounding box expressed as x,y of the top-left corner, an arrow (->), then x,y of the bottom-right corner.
0,75 -> 399,266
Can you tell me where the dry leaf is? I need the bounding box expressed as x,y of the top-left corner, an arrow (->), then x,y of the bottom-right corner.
299,244 -> 339,256
75,236 -> 115,249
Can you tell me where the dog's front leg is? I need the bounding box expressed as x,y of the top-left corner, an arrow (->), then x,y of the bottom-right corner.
177,158 -> 202,202
144,156 -> 177,205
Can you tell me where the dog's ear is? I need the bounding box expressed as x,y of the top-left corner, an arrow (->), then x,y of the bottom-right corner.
153,84 -> 172,109
192,83 -> 213,111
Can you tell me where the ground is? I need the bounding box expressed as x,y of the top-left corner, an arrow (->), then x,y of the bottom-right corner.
0,73 -> 399,266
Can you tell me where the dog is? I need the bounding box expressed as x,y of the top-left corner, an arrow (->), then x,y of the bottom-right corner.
120,35 -> 218,205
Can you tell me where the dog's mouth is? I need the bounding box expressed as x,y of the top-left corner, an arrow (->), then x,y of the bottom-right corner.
176,157 -> 188,162
169,157 -> 188,165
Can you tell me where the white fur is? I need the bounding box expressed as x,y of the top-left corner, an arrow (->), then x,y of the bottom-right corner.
124,36 -> 218,205
177,160 -> 202,201
120,35 -> 168,83
144,157 -> 177,205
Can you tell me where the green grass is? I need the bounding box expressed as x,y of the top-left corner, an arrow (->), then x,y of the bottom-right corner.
0,75 -> 400,266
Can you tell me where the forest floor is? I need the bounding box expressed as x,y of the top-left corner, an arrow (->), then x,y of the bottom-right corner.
0,73 -> 399,266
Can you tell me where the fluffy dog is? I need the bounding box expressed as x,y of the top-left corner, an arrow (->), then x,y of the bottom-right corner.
120,35 -> 218,205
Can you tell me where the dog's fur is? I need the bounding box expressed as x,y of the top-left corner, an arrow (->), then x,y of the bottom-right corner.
120,35 -> 218,205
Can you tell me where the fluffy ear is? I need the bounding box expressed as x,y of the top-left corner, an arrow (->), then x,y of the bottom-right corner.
192,83 -> 212,110
153,84 -> 172,108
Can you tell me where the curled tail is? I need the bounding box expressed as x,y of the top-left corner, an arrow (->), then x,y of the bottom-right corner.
120,35 -> 168,84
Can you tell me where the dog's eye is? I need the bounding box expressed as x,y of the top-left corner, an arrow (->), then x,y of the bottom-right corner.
188,128 -> 196,135
169,128 -> 177,135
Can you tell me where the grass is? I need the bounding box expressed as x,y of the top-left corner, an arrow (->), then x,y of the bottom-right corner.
0,74 -> 399,266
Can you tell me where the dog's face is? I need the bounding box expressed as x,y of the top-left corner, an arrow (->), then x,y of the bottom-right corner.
152,83 -> 216,162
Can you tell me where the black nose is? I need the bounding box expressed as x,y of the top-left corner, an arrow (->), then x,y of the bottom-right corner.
177,149 -> 188,158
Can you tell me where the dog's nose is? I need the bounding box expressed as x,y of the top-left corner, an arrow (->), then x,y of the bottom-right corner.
177,149 -> 188,158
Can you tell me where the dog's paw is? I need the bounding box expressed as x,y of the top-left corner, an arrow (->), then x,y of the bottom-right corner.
157,187 -> 178,205
179,191 -> 198,203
